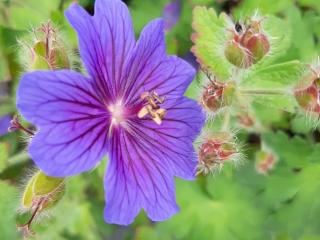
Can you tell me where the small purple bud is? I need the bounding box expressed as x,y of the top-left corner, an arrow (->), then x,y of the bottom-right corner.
163,0 -> 181,32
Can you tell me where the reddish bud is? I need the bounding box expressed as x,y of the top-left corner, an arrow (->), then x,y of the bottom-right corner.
225,16 -> 270,67
294,67 -> 320,114
244,33 -> 270,63
255,150 -> 278,175
201,79 -> 235,113
197,132 -> 241,175
295,84 -> 319,112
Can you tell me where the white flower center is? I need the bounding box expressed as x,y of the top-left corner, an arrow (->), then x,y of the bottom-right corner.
108,101 -> 124,125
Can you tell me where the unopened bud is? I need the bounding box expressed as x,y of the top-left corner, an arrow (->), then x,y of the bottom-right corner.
21,21 -> 70,71
244,33 -> 270,63
294,66 -> 320,114
18,171 -> 65,237
197,132 -> 242,175
255,150 -> 278,175
224,40 -> 252,68
201,78 -> 235,113
295,84 -> 319,112
225,15 -> 270,68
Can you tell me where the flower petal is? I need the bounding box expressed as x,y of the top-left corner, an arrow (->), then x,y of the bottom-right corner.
104,129 -> 178,225
65,0 -> 135,100
122,19 -> 195,104
103,97 -> 204,225
131,97 -> 205,180
17,70 -> 109,177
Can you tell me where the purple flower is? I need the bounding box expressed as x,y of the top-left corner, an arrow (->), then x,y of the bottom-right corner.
16,0 -> 204,225
0,115 -> 11,137
163,0 -> 182,32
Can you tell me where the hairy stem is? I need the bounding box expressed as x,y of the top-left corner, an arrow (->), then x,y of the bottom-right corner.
239,88 -> 291,96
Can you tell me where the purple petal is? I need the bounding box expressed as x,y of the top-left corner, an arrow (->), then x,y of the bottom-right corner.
103,97 -> 204,225
17,70 -> 109,177
122,19 -> 195,104
0,115 -> 11,137
163,0 -> 181,32
183,51 -> 199,70
65,0 -> 135,101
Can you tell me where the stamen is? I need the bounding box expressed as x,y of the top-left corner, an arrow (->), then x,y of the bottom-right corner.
138,91 -> 167,125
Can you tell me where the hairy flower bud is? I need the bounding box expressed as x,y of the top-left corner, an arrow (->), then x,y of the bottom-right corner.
20,21 -> 70,71
225,16 -> 270,68
244,33 -> 270,63
18,171 -> 65,237
255,150 -> 278,175
294,66 -> 320,114
225,40 -> 252,68
197,132 -> 242,175
201,78 -> 235,113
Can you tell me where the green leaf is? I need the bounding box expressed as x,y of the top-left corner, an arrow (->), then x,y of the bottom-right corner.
6,0 -> 60,30
0,143 -> 9,172
238,61 -> 304,112
191,6 -> 233,80
262,131 -> 313,168
158,176 -> 264,240
232,0 -> 294,18
0,181 -> 19,239
240,61 -> 305,90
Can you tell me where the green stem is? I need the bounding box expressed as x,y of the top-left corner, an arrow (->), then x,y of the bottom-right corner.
239,89 -> 291,96
221,111 -> 231,131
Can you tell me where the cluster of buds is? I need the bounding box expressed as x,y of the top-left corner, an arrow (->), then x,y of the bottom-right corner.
17,171 -> 65,237
197,132 -> 242,175
200,74 -> 236,114
294,63 -> 320,117
255,150 -> 278,175
20,21 -> 70,70
225,16 -> 270,68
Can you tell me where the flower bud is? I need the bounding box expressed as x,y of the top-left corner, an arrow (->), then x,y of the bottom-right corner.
224,40 -> 252,68
244,33 -> 270,63
295,84 -> 319,112
197,132 -> 242,175
225,16 -> 270,67
21,171 -> 65,210
294,67 -> 320,114
21,21 -> 70,71
255,150 -> 278,175
201,79 -> 235,113
18,171 -> 65,237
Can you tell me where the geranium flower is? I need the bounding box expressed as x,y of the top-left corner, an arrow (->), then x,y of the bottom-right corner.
17,0 -> 204,225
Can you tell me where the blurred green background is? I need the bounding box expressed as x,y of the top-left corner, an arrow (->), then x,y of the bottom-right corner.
1,0 -> 320,239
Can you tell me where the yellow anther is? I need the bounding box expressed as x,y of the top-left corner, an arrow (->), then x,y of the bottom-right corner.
137,91 -> 167,125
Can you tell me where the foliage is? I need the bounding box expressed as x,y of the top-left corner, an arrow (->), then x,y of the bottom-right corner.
1,0 -> 320,239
